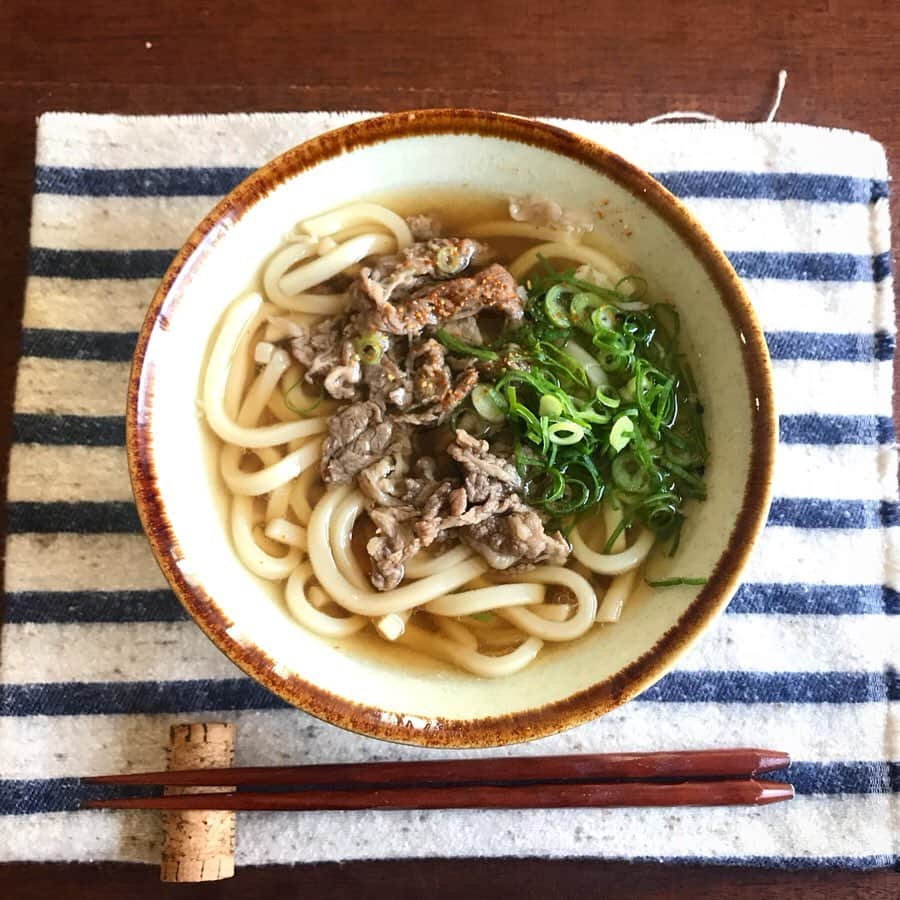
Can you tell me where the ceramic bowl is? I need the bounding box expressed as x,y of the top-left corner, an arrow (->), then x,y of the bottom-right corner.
127,109 -> 776,747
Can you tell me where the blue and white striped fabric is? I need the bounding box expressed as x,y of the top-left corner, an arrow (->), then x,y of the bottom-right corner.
1,113 -> 897,868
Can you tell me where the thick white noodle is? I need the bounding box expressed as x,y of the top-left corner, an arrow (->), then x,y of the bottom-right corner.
404,544 -> 474,578
223,306 -> 268,419
264,517 -> 308,550
308,485 -> 488,615
571,526 -> 655,575
289,466 -> 320,527
508,241 -> 626,283
273,233 -> 395,298
300,203 -> 414,249
203,294 -> 329,447
475,624 -> 530,648
493,566 -> 597,641
329,489 -> 374,591
465,220 -> 581,244
399,623 -> 543,678
435,617 -> 479,650
531,603 -> 572,622
261,236 -> 350,314
221,438 -> 323,496
231,495 -> 302,580
596,569 -> 637,623
307,585 -> 330,609
265,481 -> 292,520
253,524 -> 288,556
285,564 -> 367,638
376,610 -> 412,641
271,291 -> 350,316
425,583 -> 545,616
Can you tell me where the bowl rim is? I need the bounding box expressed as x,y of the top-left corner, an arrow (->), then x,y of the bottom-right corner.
126,108 -> 777,748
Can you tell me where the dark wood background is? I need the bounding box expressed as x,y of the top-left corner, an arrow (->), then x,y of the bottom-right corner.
0,1 -> 897,896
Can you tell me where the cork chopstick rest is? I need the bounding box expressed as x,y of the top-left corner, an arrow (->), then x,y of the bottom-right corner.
160,722 -> 235,883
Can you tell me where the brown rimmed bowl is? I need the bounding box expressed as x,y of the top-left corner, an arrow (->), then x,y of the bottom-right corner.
127,109 -> 776,748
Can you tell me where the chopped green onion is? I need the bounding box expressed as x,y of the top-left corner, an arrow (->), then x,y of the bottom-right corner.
353,332 -> 388,365
539,394 -> 564,417
594,386 -> 620,408
562,339 -> 608,388
469,611 -> 494,622
543,284 -> 571,327
569,291 -> 601,324
611,451 -> 650,493
616,274 -> 648,299
548,421 -> 585,445
481,261 -> 706,553
645,576 -> 707,587
282,380 -> 324,416
609,415 -> 634,452
436,244 -> 464,274
472,384 -> 508,423
435,328 -> 498,361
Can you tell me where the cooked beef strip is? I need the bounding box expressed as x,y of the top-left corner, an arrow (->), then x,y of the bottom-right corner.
508,194 -> 594,232
440,368 -> 479,412
290,314 -> 360,386
360,429 -> 566,588
321,400 -> 406,484
408,338 -> 452,406
406,214 -> 443,241
365,264 -> 523,336
357,453 -> 440,508
361,352 -> 415,409
366,506 -> 422,591
439,316 -> 484,345
447,429 -> 521,493
463,508 -> 571,571
357,238 -> 491,310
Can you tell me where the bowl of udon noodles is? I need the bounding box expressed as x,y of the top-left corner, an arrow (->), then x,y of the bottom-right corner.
128,109 -> 775,747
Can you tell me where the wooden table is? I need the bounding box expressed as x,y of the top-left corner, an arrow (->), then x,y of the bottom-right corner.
1,1 -> 896,896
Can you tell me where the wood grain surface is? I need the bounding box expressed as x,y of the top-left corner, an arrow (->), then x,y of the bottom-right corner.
0,0 -> 896,895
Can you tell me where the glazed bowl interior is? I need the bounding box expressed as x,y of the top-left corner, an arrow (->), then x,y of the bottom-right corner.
131,111 -> 775,746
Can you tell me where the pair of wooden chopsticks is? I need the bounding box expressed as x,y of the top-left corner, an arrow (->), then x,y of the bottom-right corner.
83,748 -> 793,811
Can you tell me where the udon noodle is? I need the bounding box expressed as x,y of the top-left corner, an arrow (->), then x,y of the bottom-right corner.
201,195 -> 706,676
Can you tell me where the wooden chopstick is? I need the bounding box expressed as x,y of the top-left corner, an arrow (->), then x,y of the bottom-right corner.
83,778 -> 793,811
84,748 -> 789,789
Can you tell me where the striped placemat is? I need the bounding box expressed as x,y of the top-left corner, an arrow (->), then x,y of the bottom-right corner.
0,113 -> 897,868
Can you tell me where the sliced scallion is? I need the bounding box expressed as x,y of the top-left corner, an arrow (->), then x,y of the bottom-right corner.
472,384 -> 508,423
609,415 -> 634,452
435,328 -> 498,361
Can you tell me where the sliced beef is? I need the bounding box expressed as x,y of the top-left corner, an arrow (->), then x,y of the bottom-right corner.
463,508 -> 571,571
448,428 -> 521,501
508,194 -> 594,232
439,316 -> 483,346
366,506 -> 422,591
408,338 -> 452,406
366,264 -> 523,336
358,238 -> 491,311
358,453 -> 439,509
321,400 -> 404,484
406,214 -> 443,241
289,316 -> 348,380
440,368 -> 479,413
361,352 -> 415,409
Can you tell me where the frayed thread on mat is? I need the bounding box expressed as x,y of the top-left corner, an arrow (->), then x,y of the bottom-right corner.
643,69 -> 787,125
